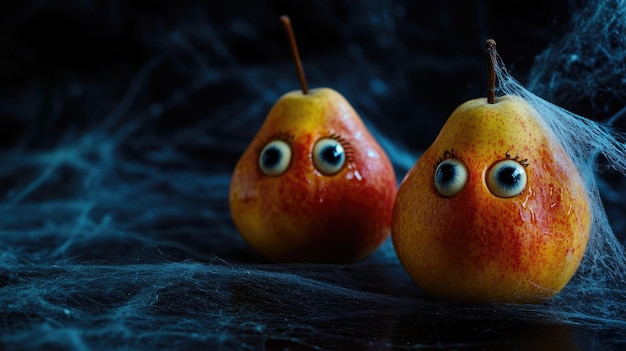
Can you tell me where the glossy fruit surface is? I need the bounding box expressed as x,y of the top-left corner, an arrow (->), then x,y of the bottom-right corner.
392,95 -> 591,303
230,87 -> 397,263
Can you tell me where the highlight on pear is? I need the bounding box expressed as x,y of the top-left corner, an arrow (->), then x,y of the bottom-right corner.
229,16 -> 397,263
391,39 -> 591,303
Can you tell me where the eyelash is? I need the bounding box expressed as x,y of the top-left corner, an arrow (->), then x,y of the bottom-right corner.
505,150 -> 530,167
254,132 -> 355,162
433,148 -> 456,169
329,132 -> 355,163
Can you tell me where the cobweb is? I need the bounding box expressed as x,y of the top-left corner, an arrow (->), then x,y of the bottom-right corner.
1,1 -> 626,350
528,0 -> 626,122
490,31 -> 626,324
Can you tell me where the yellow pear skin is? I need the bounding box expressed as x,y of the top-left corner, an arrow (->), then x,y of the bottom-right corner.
230,88 -> 397,263
392,95 -> 591,303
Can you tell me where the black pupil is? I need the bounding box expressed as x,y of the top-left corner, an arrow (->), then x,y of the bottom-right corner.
262,147 -> 281,168
497,166 -> 521,188
436,163 -> 456,185
321,144 -> 343,165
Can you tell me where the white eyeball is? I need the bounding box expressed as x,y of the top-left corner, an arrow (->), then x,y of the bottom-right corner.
486,159 -> 527,198
434,158 -> 469,197
258,140 -> 291,176
312,138 -> 346,175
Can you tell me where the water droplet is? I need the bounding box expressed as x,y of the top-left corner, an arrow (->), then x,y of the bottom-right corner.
367,149 -> 379,158
522,186 -> 535,208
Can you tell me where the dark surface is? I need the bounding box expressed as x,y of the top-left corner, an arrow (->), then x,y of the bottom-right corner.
1,1 -> 626,350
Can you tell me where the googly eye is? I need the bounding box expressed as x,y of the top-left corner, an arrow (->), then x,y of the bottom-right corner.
434,158 -> 469,197
259,140 -> 291,176
486,159 -> 527,198
312,138 -> 346,175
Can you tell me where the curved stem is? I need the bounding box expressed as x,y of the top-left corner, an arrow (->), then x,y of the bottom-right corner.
280,15 -> 308,95
486,38 -> 497,104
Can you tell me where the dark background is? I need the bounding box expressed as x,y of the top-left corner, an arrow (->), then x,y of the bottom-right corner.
0,0 -> 578,153
2,1 -> 626,350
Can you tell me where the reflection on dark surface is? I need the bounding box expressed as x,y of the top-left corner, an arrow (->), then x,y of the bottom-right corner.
1,1 -> 626,350
394,310 -> 584,350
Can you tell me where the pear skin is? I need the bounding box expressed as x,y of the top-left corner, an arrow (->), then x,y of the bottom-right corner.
230,88 -> 397,263
392,95 -> 591,303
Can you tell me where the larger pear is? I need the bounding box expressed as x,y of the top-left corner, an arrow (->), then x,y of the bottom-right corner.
392,95 -> 591,303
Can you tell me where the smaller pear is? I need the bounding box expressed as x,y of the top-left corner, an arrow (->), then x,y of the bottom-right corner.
391,40 -> 591,303
229,16 -> 397,263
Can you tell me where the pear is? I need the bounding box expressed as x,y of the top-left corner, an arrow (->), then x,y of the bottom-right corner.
228,16 -> 397,263
391,40 -> 591,303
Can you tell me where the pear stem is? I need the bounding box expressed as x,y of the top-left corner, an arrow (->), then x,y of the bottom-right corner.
486,38 -> 497,104
280,15 -> 309,95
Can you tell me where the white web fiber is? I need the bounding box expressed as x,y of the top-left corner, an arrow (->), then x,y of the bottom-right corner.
528,0 -> 626,120
2,1 -> 626,349
491,39 -> 626,322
